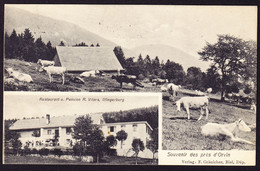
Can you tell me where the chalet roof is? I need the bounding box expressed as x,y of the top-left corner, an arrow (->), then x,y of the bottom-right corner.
55,46 -> 123,71
9,114 -> 104,130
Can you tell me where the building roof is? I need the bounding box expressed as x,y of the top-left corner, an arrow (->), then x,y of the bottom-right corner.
55,46 -> 123,71
10,114 -> 104,130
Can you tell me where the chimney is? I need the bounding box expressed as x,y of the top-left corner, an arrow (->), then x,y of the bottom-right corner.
46,114 -> 50,124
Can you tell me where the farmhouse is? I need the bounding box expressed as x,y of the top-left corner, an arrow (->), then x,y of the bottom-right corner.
53,46 -> 124,73
9,114 -> 154,158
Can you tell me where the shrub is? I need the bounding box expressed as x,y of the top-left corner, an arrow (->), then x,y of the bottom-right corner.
137,74 -> 145,80
39,148 -> 50,156
22,145 -> 31,156
149,75 -> 157,82
31,148 -> 38,154
52,148 -> 63,157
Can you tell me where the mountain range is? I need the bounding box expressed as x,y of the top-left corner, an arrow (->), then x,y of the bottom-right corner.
4,6 -> 210,72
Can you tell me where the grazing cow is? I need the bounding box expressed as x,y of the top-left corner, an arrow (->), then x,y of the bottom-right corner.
37,59 -> 55,67
6,68 -> 33,83
40,66 -> 66,85
175,96 -> 209,121
111,75 -> 144,89
167,83 -> 181,96
206,88 -> 212,94
201,119 -> 254,145
80,70 -> 100,77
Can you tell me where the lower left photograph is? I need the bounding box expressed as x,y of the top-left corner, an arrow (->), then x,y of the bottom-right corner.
3,92 -> 160,165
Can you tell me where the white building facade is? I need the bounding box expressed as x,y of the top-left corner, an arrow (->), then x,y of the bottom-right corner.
9,114 -> 155,159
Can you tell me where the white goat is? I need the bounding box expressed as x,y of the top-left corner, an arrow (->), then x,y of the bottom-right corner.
167,83 -> 181,96
201,119 -> 254,145
37,59 -> 55,67
41,66 -> 66,85
80,70 -> 100,77
6,68 -> 33,83
175,96 -> 209,120
250,103 -> 256,113
206,88 -> 212,94
195,90 -> 205,96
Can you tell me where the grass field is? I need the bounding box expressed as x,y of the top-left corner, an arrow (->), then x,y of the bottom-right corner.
4,58 -> 256,151
4,154 -> 156,165
162,91 -> 256,150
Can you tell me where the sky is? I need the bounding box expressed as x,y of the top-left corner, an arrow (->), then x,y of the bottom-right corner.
8,5 -> 257,58
4,92 -> 160,119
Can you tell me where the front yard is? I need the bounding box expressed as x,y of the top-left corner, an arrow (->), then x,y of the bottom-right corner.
4,154 -> 157,165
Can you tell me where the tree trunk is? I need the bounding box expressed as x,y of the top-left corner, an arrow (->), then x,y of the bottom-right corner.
220,78 -> 226,101
97,154 -> 99,163
221,90 -> 225,101
135,153 -> 138,165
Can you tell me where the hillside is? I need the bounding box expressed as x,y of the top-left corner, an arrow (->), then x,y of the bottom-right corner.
4,6 -> 116,47
132,44 -> 211,72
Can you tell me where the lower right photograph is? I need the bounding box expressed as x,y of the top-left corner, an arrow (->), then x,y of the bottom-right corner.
159,88 -> 256,165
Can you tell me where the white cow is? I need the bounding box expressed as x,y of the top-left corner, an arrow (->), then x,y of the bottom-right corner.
167,83 -> 181,96
160,84 -> 168,92
37,59 -> 55,67
40,66 -> 66,85
175,96 -> 209,120
80,70 -> 100,77
201,119 -> 254,145
6,68 -> 33,83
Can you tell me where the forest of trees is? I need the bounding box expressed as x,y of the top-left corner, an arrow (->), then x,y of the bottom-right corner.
5,29 -> 56,62
102,106 -> 158,130
114,34 -> 257,96
114,46 -> 220,92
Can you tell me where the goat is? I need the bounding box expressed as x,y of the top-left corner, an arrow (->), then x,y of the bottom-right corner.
37,59 -> 55,67
80,70 -> 100,77
201,119 -> 254,145
167,83 -> 181,96
250,102 -> 256,113
175,96 -> 209,120
40,66 -> 66,85
195,90 -> 205,96
6,68 -> 33,83
206,88 -> 212,94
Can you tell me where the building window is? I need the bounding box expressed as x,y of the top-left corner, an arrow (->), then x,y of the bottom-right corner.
47,130 -> 52,135
110,126 -> 115,132
32,130 -> 40,137
133,124 -> 138,132
121,125 -> 126,130
66,127 -> 72,134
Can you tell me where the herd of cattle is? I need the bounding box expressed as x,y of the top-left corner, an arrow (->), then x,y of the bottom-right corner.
4,59 -> 256,146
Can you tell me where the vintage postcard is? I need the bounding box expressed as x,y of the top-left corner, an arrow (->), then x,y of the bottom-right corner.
3,5 -> 257,166
3,92 -> 161,164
